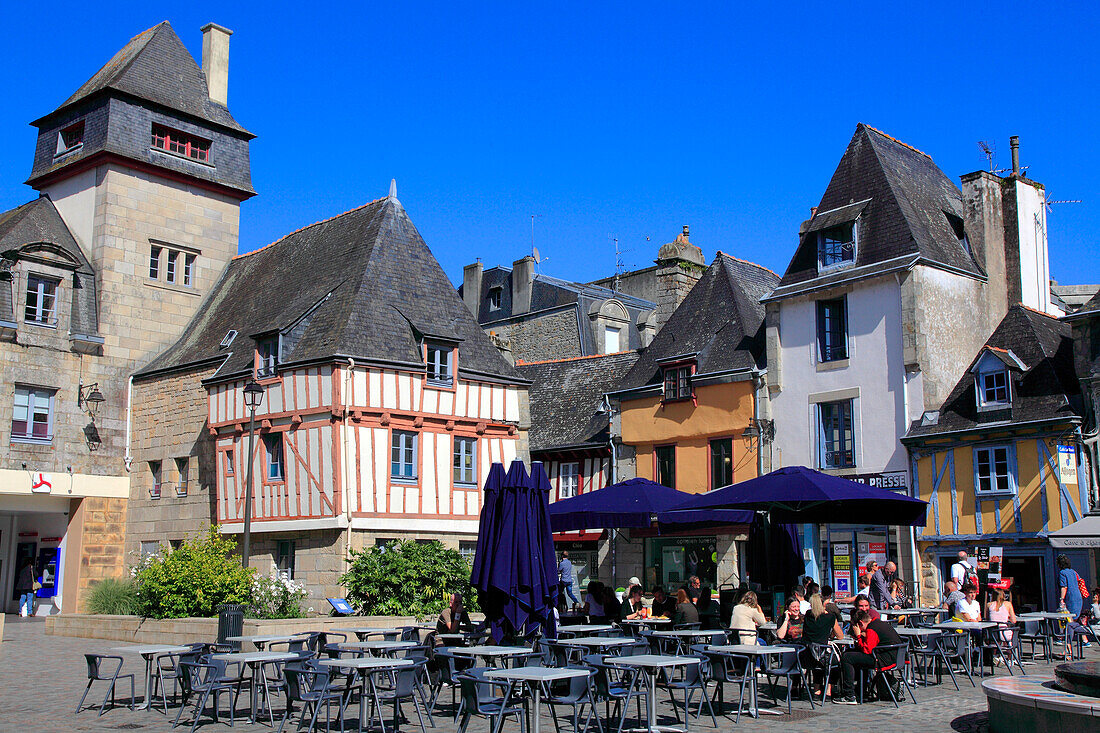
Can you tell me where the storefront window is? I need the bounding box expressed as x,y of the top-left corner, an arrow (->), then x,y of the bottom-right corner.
816,525 -> 898,597
645,536 -> 718,590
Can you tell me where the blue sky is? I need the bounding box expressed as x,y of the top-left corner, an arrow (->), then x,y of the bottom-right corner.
2,2 -> 1098,288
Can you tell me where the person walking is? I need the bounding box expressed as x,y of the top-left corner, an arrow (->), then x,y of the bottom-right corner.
1057,554 -> 1091,652
951,551 -> 977,589
558,551 -> 579,607
16,560 -> 36,617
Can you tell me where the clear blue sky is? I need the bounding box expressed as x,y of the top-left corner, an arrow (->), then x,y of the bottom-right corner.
2,2 -> 1098,288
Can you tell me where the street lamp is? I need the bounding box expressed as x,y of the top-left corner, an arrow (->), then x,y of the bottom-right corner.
241,379 -> 264,567
78,382 -> 106,419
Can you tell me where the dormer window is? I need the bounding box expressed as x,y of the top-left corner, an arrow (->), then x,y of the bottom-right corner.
426,342 -> 454,387
56,121 -> 84,156
818,222 -> 856,268
662,364 -> 693,401
256,336 -> 279,379
151,124 -> 210,163
978,368 -> 1010,408
946,212 -> 970,257
488,287 -> 502,311
971,350 -> 1015,412
25,275 -> 59,326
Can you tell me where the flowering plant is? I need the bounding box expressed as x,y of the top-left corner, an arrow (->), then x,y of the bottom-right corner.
250,568 -> 308,619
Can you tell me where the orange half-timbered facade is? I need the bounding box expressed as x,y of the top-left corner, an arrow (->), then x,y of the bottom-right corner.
134,189 -> 527,603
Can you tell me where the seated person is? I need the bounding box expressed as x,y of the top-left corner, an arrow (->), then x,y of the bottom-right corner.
621,585 -> 646,620
730,591 -> 766,645
848,596 -> 880,630
584,581 -> 606,621
434,592 -> 471,646
836,609 -> 905,704
954,584 -> 981,622
776,597 -> 804,640
821,585 -> 843,618
651,586 -> 676,618
601,585 -> 622,622
986,588 -> 1016,642
941,580 -> 965,613
802,593 -> 843,645
836,574 -> 871,605
889,579 -> 912,609
672,589 -> 700,626
793,587 -> 811,614
696,586 -> 721,629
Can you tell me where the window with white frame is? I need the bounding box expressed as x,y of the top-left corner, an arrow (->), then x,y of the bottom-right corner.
391,430 -> 418,480
276,540 -> 296,579
24,276 -> 58,325
818,399 -> 855,469
426,343 -> 454,387
11,386 -> 55,443
166,250 -> 178,284
604,326 -> 621,354
175,456 -> 189,496
816,297 -> 848,362
149,460 -> 163,499
148,244 -> 197,287
974,445 -> 1015,495
256,336 -> 279,378
818,222 -> 856,268
459,540 -> 477,564
149,246 -> 161,279
977,368 -> 1010,408
559,462 -> 580,499
488,287 -> 502,311
263,433 -> 284,482
453,437 -> 477,485
56,120 -> 84,156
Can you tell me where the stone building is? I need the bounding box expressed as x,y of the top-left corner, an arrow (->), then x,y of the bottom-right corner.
764,125 -> 1061,592
0,21 -> 252,612
130,187 -> 529,605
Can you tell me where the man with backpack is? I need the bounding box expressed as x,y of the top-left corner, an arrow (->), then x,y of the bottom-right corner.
950,551 -> 979,590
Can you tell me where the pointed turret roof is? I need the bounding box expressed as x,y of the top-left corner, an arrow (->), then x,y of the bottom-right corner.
616,253 -> 779,391
35,21 -> 250,136
775,124 -> 980,291
138,196 -> 523,384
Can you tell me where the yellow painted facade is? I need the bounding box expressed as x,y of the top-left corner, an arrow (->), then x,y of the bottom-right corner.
912,431 -> 1084,540
621,380 -> 758,493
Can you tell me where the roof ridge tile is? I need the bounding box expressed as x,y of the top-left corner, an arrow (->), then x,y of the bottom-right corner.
233,197 -> 387,260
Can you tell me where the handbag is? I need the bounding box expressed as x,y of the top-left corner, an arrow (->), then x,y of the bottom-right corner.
32,580 -> 42,591
1077,572 -> 1090,599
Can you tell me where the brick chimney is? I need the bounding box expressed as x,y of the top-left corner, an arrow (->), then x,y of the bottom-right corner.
201,23 -> 232,106
462,261 -> 483,316
511,256 -> 535,315
654,226 -> 704,330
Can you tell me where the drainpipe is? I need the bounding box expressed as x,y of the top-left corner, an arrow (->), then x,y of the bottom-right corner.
343,359 -> 356,565
124,375 -> 134,471
901,366 -> 921,603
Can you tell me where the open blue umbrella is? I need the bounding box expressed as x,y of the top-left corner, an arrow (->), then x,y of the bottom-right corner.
549,477 -> 753,531
660,466 -> 928,526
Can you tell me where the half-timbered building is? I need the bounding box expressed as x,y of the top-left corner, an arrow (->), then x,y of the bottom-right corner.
131,186 -> 528,603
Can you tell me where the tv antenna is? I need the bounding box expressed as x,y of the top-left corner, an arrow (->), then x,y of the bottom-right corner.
1044,192 -> 1082,214
609,234 -> 633,292
978,141 -> 995,172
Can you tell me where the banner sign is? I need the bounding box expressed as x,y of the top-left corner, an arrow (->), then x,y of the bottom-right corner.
845,471 -> 909,491
1058,445 -> 1078,485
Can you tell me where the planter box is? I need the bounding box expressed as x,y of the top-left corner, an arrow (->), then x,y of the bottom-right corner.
45,614 -> 428,648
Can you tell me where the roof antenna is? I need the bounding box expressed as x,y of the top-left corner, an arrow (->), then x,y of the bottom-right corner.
977,141 -> 995,172
609,235 -> 632,292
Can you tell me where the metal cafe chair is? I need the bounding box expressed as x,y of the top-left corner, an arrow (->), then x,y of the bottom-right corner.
76,653 -> 135,717
455,669 -> 527,733
545,667 -> 604,733
761,647 -> 815,714
857,643 -> 916,708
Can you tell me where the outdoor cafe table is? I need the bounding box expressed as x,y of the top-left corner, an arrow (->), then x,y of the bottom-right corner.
557,624 -> 617,637
648,629 -> 723,653
224,633 -> 304,650
560,635 -> 636,654
111,644 -> 190,711
342,640 -> 419,656
619,618 -> 671,627
486,666 -> 591,733
608,655 -> 700,733
336,626 -> 407,640
210,651 -> 297,724
705,645 -> 799,718
318,656 -> 414,733
451,645 -> 533,666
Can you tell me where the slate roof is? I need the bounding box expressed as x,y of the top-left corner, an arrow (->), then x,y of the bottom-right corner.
464,267 -> 656,356
775,124 -> 981,291
138,195 -> 523,385
616,253 -> 779,391
1064,289 -> 1100,320
0,197 -> 98,336
37,22 -> 249,136
517,351 -> 639,452
904,305 -> 1081,439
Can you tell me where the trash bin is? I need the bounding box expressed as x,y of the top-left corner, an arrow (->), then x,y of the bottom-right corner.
217,603 -> 245,650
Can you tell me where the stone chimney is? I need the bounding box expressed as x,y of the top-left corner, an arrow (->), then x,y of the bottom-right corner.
201,23 -> 233,106
654,226 -> 704,330
511,256 -> 535,315
462,261 -> 483,316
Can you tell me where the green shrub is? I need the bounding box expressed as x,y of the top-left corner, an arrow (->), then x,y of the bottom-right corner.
85,577 -> 140,615
134,526 -> 254,619
341,539 -> 475,617
249,569 -> 309,619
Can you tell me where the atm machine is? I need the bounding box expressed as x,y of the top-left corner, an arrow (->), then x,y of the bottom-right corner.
34,545 -> 60,615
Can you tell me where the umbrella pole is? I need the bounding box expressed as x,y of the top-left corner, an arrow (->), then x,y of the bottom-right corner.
610,529 -> 617,586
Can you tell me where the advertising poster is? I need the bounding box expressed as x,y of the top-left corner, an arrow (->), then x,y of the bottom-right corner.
1058,445 -> 1078,485
832,543 -> 851,592
988,547 -> 1003,583
857,543 -> 886,574
977,546 -> 990,571
834,570 -> 852,594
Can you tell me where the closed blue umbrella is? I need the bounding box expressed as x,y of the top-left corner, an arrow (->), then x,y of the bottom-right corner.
470,462 -> 506,593
529,463 -> 558,639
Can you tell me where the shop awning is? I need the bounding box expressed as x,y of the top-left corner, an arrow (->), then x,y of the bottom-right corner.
549,477 -> 753,532
1048,514 -> 1100,548
659,466 -> 929,527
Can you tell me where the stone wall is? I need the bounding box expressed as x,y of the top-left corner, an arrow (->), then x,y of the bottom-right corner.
126,365 -> 219,559
248,529 -> 349,612
490,308 -> 581,363
66,496 -> 129,612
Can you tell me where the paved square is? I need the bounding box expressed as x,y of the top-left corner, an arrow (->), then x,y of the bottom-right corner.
1,617 -> 1094,732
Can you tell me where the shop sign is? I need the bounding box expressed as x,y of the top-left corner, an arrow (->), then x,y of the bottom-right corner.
988,547 -> 1003,583
977,546 -> 990,571
30,472 -> 52,493
834,569 -> 852,594
845,471 -> 908,491
1057,445 -> 1078,485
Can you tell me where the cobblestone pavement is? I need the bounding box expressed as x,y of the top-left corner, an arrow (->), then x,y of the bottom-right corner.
2,617 -> 1095,733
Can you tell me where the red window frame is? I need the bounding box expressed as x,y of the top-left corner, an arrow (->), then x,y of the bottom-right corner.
151,124 -> 211,162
